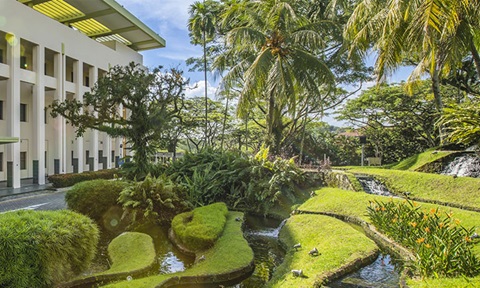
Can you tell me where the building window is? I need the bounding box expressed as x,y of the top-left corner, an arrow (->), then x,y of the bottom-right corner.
44,108 -> 47,124
20,56 -> 27,69
0,100 -> 3,120
0,152 -> 3,172
111,150 -> 115,163
85,150 -> 89,164
85,76 -> 90,87
0,49 -> 3,63
20,103 -> 27,122
45,151 -> 47,168
20,152 -> 26,170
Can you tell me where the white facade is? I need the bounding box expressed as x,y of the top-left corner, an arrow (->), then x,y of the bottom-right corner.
0,0 -> 160,188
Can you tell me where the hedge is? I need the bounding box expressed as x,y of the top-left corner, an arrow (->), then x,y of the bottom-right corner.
65,179 -> 129,230
48,169 -> 119,188
0,210 -> 99,288
172,202 -> 228,252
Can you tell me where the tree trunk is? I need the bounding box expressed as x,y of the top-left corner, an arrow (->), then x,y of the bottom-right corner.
220,95 -> 229,150
431,64 -> 445,143
470,38 -> 480,79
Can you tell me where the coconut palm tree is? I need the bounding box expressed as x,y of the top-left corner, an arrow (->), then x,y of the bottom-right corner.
218,0 -> 335,155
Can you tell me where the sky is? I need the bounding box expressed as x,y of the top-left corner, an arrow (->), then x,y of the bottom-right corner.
115,0 -> 412,127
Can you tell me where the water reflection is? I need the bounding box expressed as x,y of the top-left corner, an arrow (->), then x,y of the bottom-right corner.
327,254 -> 400,288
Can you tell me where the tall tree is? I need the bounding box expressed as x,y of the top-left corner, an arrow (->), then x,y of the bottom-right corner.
344,0 -> 480,117
188,0 -> 221,148
50,63 -> 187,178
218,0 -> 337,154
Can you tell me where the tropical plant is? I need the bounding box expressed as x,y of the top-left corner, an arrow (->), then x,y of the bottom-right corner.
118,175 -> 192,225
50,63 -> 187,179
368,199 -> 480,278
439,100 -> 480,148
343,0 -> 480,140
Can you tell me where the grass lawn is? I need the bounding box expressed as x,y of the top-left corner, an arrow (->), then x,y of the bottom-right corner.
389,149 -> 455,171
299,188 -> 480,287
102,211 -> 253,287
345,167 -> 480,210
267,214 -> 378,287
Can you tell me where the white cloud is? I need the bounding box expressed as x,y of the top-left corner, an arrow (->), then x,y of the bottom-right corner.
185,80 -> 218,99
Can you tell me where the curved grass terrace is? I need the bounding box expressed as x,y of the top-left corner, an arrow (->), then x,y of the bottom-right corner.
297,187 -> 480,287
344,167 -> 480,211
268,214 -> 379,287
101,211 -> 254,288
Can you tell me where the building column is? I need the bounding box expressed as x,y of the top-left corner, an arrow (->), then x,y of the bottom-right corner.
6,33 -> 20,188
88,66 -> 98,171
33,44 -> 45,184
53,48 -> 65,175
73,60 -> 83,173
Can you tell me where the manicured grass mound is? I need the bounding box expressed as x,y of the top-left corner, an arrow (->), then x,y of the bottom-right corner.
172,202 -> 228,251
299,187 -> 480,229
390,149 -> 454,171
0,210 -> 99,288
99,232 -> 155,275
346,167 -> 480,210
48,168 -> 118,188
102,212 -> 254,287
66,179 -> 129,224
268,214 -> 378,287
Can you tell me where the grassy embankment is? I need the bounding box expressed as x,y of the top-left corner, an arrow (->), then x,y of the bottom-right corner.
345,167 -> 480,210
298,187 -> 480,287
268,214 -> 378,287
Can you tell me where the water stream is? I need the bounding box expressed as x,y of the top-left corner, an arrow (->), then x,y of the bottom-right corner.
441,154 -> 480,178
357,176 -> 394,197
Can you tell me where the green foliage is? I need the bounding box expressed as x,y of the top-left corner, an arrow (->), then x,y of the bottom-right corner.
48,169 -> 118,188
165,148 -> 304,213
65,179 -> 128,223
440,101 -> 480,147
0,210 -> 99,288
390,149 -> 454,171
50,63 -> 188,179
172,202 -> 228,252
368,199 -> 480,278
118,175 -> 192,225
99,232 -> 155,275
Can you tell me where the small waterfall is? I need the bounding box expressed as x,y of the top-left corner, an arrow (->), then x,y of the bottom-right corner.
442,154 -> 480,178
247,218 -> 287,238
357,177 -> 394,197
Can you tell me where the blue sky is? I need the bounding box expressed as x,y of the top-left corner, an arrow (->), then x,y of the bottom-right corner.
116,0 -> 412,127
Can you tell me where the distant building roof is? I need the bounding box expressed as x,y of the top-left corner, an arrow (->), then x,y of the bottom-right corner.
18,0 -> 166,51
337,131 -> 362,137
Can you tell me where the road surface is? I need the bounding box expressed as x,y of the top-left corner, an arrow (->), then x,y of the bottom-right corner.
0,190 -> 67,213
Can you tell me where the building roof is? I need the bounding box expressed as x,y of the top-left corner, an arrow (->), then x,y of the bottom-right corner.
18,0 -> 166,51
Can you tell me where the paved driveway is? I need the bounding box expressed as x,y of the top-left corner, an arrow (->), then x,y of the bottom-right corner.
0,190 -> 67,213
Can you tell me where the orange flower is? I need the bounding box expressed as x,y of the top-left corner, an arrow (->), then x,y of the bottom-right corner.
425,227 -> 430,233
410,222 -> 417,228
413,201 -> 418,207
425,244 -> 431,248
423,215 -> 429,220
392,218 -> 397,223
465,236 -> 472,242
416,237 -> 425,244
430,208 -> 436,215
454,219 -> 461,225
439,223 -> 445,229
381,206 -> 386,211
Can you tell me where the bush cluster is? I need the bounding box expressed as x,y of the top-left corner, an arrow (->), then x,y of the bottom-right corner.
65,179 -> 129,231
48,169 -> 118,188
0,210 -> 99,288
368,199 -> 480,277
172,202 -> 228,252
162,147 -> 304,213
118,174 -> 192,225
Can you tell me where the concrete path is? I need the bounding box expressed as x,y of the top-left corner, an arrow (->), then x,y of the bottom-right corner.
0,189 -> 68,213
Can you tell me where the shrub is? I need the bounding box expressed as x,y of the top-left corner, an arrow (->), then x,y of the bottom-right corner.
0,210 -> 99,288
48,169 -> 118,188
172,202 -> 228,251
65,179 -> 129,231
368,199 -> 480,278
165,147 -> 304,213
118,174 -> 192,225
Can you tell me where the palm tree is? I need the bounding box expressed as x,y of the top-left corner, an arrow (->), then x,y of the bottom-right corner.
188,0 -> 219,148
218,0 -> 335,155
344,0 -> 480,113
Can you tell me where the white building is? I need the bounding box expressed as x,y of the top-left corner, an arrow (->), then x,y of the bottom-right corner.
0,0 -> 165,188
